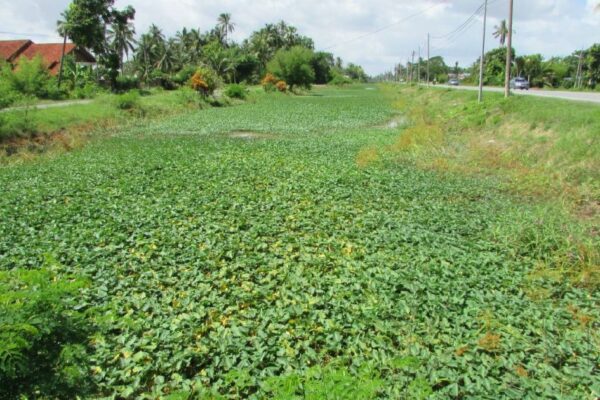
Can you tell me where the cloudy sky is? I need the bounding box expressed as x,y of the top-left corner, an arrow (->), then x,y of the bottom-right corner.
0,0 -> 598,75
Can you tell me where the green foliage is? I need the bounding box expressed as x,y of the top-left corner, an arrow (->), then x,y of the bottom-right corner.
268,46 -> 315,90
114,90 -> 141,111
0,73 -> 20,109
329,72 -> 352,86
585,43 -> 600,85
2,56 -> 51,98
345,63 -> 369,82
1,86 -> 597,399
224,83 -> 247,99
311,51 -> 334,84
149,69 -> 177,90
190,65 -> 220,95
0,262 -> 93,398
261,364 -> 383,399
114,74 -> 140,92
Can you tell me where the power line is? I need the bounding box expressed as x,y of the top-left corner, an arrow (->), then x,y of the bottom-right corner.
321,2 -> 444,51
0,31 -> 60,39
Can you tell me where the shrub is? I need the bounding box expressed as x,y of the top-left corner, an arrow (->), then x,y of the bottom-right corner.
267,46 -> 316,90
0,78 -> 20,109
261,73 -> 278,92
114,90 -> 141,111
189,66 -> 220,96
114,75 -> 140,93
149,70 -> 176,90
45,79 -> 69,101
0,265 -> 94,398
176,87 -> 208,109
276,80 -> 288,92
3,55 -> 50,98
71,82 -> 101,99
329,73 -> 352,87
173,66 -> 198,86
224,84 -> 247,99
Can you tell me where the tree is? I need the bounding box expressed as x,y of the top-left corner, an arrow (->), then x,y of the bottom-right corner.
217,13 -> 235,45
493,20 -> 509,47
585,43 -> 600,86
311,51 -> 334,84
267,46 -> 315,90
106,6 -> 136,74
61,0 -> 115,55
345,63 -> 368,82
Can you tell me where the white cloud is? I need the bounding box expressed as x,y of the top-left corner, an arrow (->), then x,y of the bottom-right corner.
0,0 -> 597,74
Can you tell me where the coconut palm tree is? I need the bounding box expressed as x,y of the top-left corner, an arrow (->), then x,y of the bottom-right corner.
217,13 -> 235,45
493,20 -> 509,47
107,18 -> 136,74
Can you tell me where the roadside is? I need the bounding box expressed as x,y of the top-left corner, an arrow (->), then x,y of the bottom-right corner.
0,99 -> 93,113
435,84 -> 600,104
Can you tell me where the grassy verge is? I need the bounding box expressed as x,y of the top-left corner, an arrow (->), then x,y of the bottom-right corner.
379,84 -> 599,289
0,89 -> 230,161
385,85 -> 599,213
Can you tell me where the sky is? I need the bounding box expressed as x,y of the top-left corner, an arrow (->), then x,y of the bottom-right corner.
0,0 -> 598,75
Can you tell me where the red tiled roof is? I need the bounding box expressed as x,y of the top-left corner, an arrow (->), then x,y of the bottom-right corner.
21,43 -> 77,66
0,40 -> 32,62
0,40 -> 96,75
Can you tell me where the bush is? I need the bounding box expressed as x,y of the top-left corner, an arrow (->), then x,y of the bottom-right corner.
276,80 -> 288,92
2,55 -> 50,98
224,84 -> 247,99
173,66 -> 198,86
176,87 -> 208,109
189,66 -> 220,96
45,79 -> 69,101
261,73 -> 278,92
114,75 -> 140,93
149,70 -> 176,90
114,91 -> 141,111
71,82 -> 101,99
0,79 -> 20,109
329,73 -> 352,87
0,265 -> 94,398
267,46 -> 316,90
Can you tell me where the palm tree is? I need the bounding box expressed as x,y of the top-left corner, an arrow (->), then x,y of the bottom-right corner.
493,20 -> 509,47
217,13 -> 235,45
107,19 -> 136,74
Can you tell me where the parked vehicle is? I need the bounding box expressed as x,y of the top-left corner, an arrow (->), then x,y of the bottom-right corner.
448,79 -> 460,86
510,77 -> 530,90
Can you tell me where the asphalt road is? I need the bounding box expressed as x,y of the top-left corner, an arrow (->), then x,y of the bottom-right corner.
436,85 -> 600,104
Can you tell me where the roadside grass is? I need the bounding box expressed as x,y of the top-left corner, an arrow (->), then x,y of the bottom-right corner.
380,84 -> 599,294
1,85 -> 598,398
386,86 -> 600,207
0,90 -> 206,160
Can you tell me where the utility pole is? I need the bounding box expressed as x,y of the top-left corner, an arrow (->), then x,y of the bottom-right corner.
504,0 -> 514,97
478,0 -> 489,102
427,33 -> 430,86
406,58 -> 410,83
417,46 -> 421,84
575,49 -> 584,89
411,51 -> 415,84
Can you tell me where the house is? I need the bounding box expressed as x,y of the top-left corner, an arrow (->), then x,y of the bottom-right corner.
0,40 -> 96,75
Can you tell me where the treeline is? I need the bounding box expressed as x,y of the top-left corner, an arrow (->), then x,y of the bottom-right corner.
376,43 -> 600,90
0,0 -> 370,110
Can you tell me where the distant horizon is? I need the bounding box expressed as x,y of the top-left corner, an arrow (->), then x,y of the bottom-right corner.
1,0 -> 598,75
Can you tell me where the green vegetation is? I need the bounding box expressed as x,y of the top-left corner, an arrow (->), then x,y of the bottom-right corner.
268,46 -> 316,90
1,85 -> 598,399
0,261 -> 94,398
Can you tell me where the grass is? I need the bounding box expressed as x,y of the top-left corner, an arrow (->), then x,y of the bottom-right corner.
0,90 -> 195,159
0,85 -> 598,399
